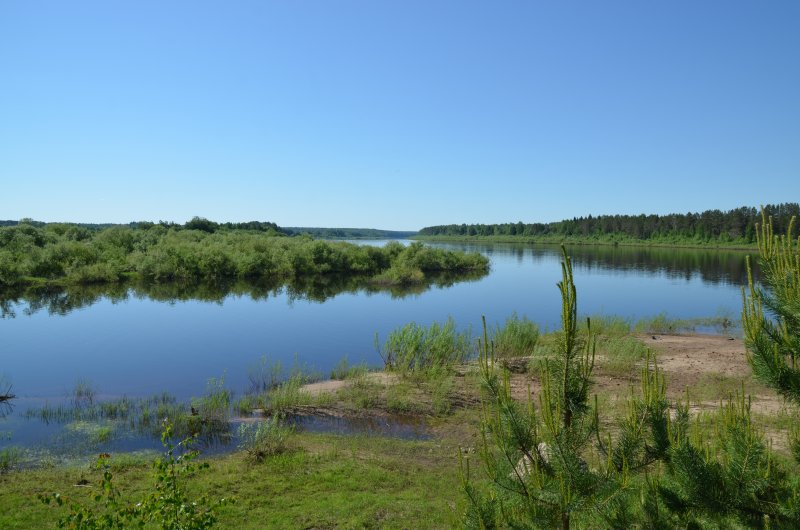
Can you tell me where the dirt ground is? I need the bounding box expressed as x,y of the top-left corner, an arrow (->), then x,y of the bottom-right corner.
292,333 -> 792,449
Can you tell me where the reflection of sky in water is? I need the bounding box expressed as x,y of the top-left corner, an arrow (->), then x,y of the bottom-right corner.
1,242 -> 750,452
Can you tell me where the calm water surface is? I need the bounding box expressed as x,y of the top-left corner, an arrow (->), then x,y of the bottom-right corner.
0,242 -> 755,455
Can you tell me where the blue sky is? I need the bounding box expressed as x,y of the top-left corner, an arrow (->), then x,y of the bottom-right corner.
1,1 -> 798,230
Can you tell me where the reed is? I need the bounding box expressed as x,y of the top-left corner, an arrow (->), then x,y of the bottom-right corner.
489,312 -> 540,358
377,317 -> 473,373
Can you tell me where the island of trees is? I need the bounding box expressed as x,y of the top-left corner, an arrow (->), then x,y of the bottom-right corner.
0,218 -> 487,290
417,203 -> 799,247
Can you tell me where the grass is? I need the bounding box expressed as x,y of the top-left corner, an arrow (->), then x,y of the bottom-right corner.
330,357 -> 370,380
246,356 -> 283,394
0,433 -> 466,529
237,416 -> 294,461
265,374 -> 314,414
489,312 -> 539,358
0,446 -> 23,473
337,373 -> 384,410
595,336 -> 651,375
633,313 -> 737,334
377,317 -> 473,373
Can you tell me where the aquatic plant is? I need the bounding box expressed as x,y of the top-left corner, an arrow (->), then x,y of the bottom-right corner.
377,317 -> 473,373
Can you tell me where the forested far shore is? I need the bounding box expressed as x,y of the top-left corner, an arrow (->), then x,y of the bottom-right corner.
0,221 -> 487,289
283,227 -> 417,239
417,203 -> 799,246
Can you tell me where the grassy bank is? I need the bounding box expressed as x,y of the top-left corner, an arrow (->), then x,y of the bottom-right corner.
0,432 -> 469,529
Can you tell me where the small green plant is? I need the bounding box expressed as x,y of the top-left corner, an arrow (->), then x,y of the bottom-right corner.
40,422 -> 231,529
237,416 -> 294,462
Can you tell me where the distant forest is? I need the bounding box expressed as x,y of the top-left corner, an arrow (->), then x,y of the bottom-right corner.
418,204 -> 800,244
0,217 -> 285,235
0,220 -> 414,240
284,227 -> 416,239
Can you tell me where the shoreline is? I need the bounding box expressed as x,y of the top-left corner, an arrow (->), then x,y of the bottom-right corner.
413,235 -> 758,251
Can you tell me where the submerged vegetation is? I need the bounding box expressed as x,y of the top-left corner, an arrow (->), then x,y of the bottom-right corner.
0,219 -> 487,290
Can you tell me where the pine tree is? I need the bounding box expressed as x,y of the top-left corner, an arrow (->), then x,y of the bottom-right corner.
461,248 -> 671,529
742,210 -> 800,406
463,245 -> 800,528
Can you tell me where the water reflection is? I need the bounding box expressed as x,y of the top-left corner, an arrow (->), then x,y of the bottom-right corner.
0,269 -> 488,319
434,242 -> 759,286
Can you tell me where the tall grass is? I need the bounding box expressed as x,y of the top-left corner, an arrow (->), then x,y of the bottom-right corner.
490,312 -> 540,358
330,357 -> 370,380
265,374 -> 313,414
377,317 -> 473,373
191,377 -> 231,424
247,356 -> 283,394
0,446 -> 22,473
237,416 -> 294,461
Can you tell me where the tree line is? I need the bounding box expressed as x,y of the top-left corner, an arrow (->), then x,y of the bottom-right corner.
418,203 -> 800,244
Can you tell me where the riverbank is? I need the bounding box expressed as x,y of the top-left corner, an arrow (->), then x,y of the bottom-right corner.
412,234 -> 758,251
3,329 -> 793,528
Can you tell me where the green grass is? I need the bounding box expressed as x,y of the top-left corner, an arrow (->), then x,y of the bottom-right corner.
0,433 -> 466,529
264,374 -> 314,414
633,313 -> 737,334
237,417 -> 294,461
489,312 -> 539,358
377,317 -> 473,373
596,336 -> 651,374
337,373 -> 384,410
330,357 -> 370,380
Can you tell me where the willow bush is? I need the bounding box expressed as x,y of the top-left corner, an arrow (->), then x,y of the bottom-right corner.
0,222 -> 488,288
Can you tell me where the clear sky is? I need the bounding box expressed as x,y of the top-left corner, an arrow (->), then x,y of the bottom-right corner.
1,1 -> 798,230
